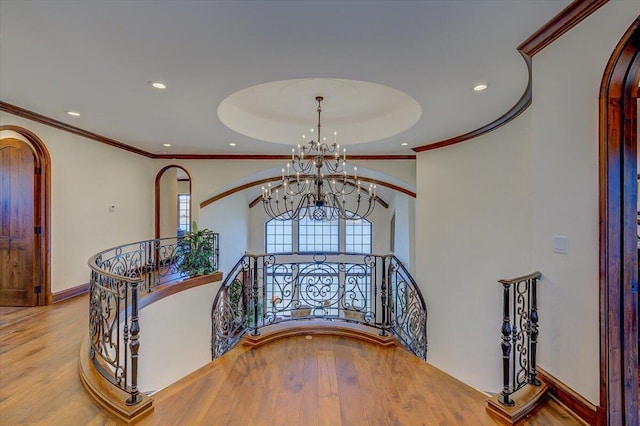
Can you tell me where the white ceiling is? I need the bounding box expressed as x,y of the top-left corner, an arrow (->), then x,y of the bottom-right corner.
0,0 -> 570,156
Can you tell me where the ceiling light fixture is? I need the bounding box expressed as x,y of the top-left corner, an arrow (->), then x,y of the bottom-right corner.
163,143 -> 171,147
150,81 -> 167,90
401,142 -> 408,146
67,111 -> 81,117
229,142 -> 237,147
262,96 -> 376,222
473,83 -> 488,92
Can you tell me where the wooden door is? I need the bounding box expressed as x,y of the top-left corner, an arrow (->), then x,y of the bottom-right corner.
0,138 -> 37,306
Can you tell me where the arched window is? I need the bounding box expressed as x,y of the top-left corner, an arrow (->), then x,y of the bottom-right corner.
264,210 -> 372,254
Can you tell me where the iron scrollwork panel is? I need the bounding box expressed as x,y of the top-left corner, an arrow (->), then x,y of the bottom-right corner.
212,259 -> 250,358
389,258 -> 427,360
89,273 -> 128,389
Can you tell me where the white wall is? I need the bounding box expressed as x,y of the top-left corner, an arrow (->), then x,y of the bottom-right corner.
0,113 -> 154,293
415,109 -> 532,393
199,191 -> 249,274
530,1 -> 640,404
177,180 -> 189,194
389,192 -> 415,274
137,281 -> 222,393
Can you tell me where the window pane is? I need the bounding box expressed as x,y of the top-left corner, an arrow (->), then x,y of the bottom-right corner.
265,218 -> 293,253
345,217 -> 372,253
298,209 -> 338,252
177,194 -> 191,234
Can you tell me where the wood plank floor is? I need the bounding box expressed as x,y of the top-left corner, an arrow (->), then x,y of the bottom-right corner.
1,295 -> 584,425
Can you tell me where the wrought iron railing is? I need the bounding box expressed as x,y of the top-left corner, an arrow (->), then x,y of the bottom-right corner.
211,252 -> 427,360
497,271 -> 542,406
87,234 -> 219,405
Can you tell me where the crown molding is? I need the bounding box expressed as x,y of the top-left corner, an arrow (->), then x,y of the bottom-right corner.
0,101 -> 154,158
155,154 -> 415,160
1,101 -> 415,160
412,0 -> 608,153
517,0 -> 608,57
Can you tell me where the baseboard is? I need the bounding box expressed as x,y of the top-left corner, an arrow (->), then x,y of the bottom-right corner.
537,367 -> 598,425
53,283 -> 89,303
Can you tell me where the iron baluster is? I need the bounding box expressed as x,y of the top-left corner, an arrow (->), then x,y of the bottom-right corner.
252,256 -> 259,336
126,281 -> 142,405
380,256 -> 388,336
146,240 -> 153,292
499,282 -> 514,406
529,276 -> 540,385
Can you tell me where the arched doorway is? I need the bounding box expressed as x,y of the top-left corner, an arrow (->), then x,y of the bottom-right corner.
0,125 -> 51,305
155,165 -> 192,239
599,17 -> 639,425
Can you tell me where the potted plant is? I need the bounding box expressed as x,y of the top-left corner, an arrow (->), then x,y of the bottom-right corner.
177,221 -> 217,277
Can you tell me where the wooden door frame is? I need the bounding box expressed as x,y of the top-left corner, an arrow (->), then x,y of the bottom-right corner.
0,125 -> 51,305
599,17 -> 639,425
154,165 -> 192,239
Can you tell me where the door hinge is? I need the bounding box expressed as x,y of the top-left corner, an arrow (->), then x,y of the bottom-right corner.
35,167 -> 42,175
35,226 -> 42,235
34,285 -> 42,294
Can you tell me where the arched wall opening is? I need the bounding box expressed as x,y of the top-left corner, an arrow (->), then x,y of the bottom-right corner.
154,165 -> 192,239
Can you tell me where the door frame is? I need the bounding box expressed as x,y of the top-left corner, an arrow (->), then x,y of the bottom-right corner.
598,17 -> 639,425
0,125 -> 51,305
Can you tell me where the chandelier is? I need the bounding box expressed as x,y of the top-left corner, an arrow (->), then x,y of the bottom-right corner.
262,96 -> 377,221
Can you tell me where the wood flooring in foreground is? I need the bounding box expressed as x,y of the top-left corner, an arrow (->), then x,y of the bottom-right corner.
1,295 -> 583,425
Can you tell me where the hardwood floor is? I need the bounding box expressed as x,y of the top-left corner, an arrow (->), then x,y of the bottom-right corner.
1,295 -> 583,425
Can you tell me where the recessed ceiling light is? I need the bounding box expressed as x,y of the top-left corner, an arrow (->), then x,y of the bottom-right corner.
163,143 -> 171,147
401,142 -> 408,146
473,83 -> 488,92
67,111 -> 80,117
150,81 -> 167,90
229,142 -> 237,147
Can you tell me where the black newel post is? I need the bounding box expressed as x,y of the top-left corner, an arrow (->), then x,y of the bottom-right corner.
146,240 -> 153,292
528,276 -> 541,386
252,257 -> 260,336
379,257 -> 388,337
499,282 -> 514,406
126,282 -> 142,405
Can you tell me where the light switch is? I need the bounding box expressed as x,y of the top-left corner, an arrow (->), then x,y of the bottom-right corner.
553,235 -> 569,254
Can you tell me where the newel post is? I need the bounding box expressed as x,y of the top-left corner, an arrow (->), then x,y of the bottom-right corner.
126,281 -> 142,406
499,281 -> 514,406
